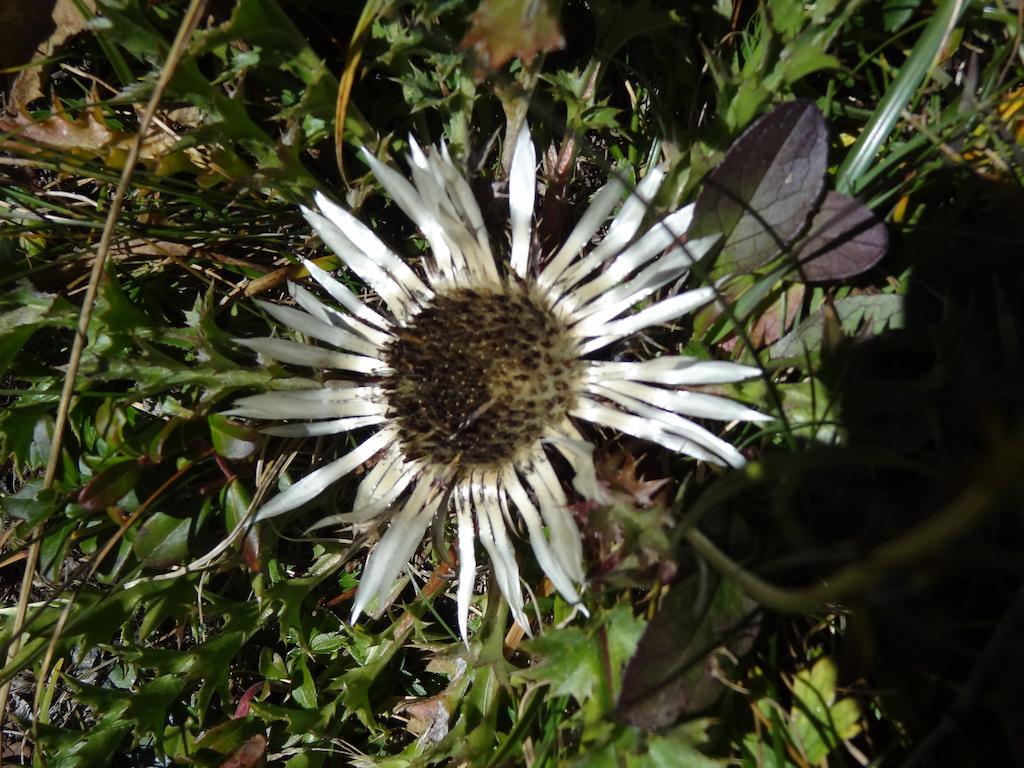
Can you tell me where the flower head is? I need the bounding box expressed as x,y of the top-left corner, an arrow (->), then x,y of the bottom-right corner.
229,124 -> 768,638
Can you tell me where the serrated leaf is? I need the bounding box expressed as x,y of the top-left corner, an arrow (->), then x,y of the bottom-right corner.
795,191 -> 888,281
518,625 -> 601,700
789,657 -> 861,764
691,100 -> 827,275
3,478 -> 62,527
124,674 -> 186,753
769,294 -> 904,360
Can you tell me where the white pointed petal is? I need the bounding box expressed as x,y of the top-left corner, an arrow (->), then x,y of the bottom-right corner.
307,461 -> 416,530
543,424 -> 609,503
233,337 -> 388,374
473,476 -> 529,633
357,449 -> 416,510
299,258 -> 392,331
360,149 -> 432,232
577,287 -> 717,354
255,427 -> 395,521
236,385 -> 377,402
539,177 -> 626,289
502,467 -> 581,606
227,387 -> 384,419
588,357 -> 763,386
361,148 -> 456,276
260,415 -> 386,437
508,123 -> 536,278
570,249 -> 695,327
351,476 -> 439,623
302,208 -> 421,320
354,446 -> 404,510
285,282 -> 331,322
566,207 -> 696,307
437,142 -> 490,246
313,191 -> 433,300
592,379 -> 771,423
254,300 -> 381,357
438,142 -> 494,263
289,282 -> 394,349
227,399 -> 384,421
570,398 -> 725,465
553,168 -> 665,293
523,452 -> 585,583
454,487 -> 476,642
582,388 -> 747,468
420,149 -> 499,283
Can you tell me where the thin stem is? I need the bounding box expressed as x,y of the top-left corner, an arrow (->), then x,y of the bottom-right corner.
684,446 -> 1019,613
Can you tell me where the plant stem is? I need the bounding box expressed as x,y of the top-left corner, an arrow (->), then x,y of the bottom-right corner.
685,445 -> 1020,613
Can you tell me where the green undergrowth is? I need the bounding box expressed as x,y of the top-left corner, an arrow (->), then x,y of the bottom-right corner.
1,0 -> 1023,766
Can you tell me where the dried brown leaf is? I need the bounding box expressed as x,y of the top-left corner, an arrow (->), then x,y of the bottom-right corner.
3,0 -> 96,111
461,0 -> 564,74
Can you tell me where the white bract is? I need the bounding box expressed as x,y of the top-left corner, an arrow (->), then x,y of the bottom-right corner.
229,124 -> 769,639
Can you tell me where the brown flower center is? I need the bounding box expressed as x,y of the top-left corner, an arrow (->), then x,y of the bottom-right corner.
384,286 -> 581,472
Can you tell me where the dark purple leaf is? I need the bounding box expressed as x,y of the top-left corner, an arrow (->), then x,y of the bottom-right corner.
78,460 -> 141,512
795,191 -> 889,281
616,577 -> 759,731
691,100 -> 828,275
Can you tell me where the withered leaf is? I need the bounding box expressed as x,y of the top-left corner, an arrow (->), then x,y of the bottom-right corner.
461,0 -> 564,74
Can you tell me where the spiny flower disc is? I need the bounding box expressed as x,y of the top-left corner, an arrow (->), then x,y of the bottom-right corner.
383,287 -> 581,471
229,123 -> 769,639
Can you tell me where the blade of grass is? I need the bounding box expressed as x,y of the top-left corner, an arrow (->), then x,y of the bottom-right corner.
835,0 -> 968,195
334,0 -> 387,180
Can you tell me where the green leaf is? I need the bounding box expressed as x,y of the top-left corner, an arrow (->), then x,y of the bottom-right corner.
0,403 -> 53,471
289,652 -> 319,709
769,294 -> 904,361
518,624 -> 602,700
34,717 -> 132,768
789,657 -> 862,763
3,478 -> 62,527
132,511 -> 191,568
209,414 -> 260,460
836,0 -> 969,194
124,674 -> 186,752
78,460 -> 141,512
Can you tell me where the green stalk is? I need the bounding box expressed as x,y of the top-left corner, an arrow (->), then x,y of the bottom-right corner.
835,0 -> 968,195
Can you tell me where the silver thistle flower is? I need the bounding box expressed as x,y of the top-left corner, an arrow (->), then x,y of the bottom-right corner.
228,124 -> 769,639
